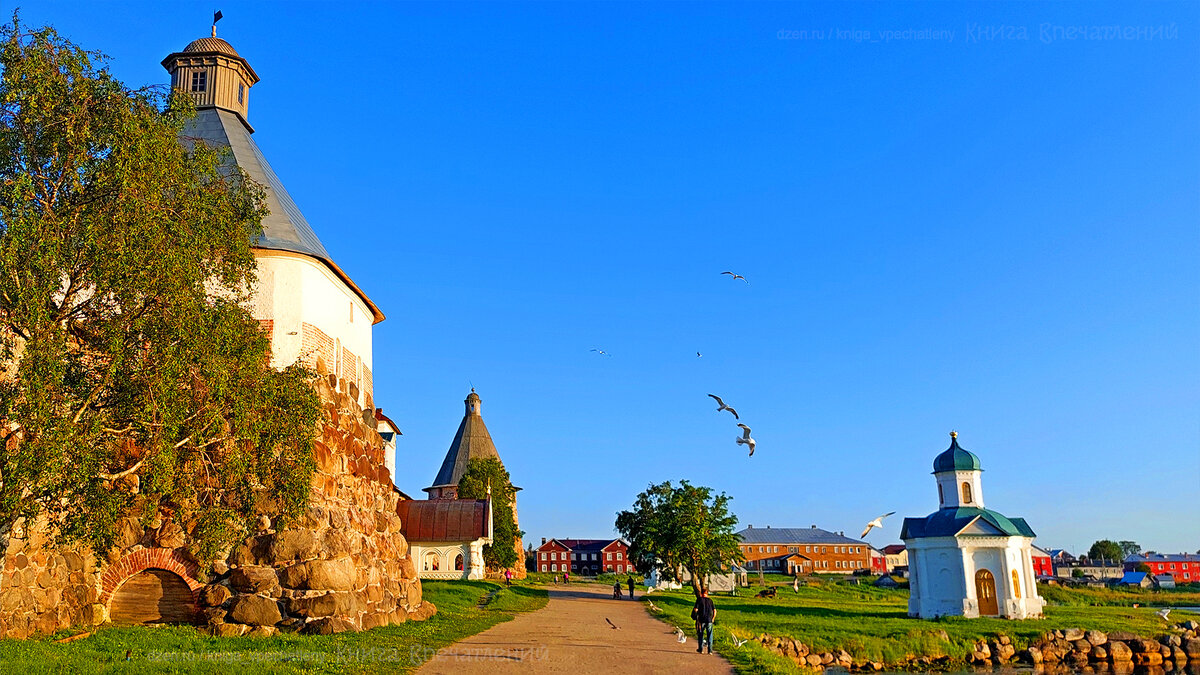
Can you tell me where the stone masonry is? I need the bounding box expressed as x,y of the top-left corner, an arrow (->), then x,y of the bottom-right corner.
0,360 -> 432,638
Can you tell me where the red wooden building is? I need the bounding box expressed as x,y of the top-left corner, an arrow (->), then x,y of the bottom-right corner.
534,538 -> 635,575
1124,553 -> 1200,583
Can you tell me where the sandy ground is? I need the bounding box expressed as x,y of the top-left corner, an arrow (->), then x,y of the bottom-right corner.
415,583 -> 734,674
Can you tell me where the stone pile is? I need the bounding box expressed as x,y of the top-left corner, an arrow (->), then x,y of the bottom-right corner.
748,621 -> 1200,672
1014,623 -> 1200,669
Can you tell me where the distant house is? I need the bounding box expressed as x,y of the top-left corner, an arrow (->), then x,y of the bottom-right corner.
1048,549 -> 1075,564
1031,546 -> 1054,577
869,547 -> 888,574
737,525 -> 872,574
1124,553 -> 1200,583
1117,571 -> 1154,588
1154,574 -> 1176,590
533,538 -> 634,575
882,544 -> 908,570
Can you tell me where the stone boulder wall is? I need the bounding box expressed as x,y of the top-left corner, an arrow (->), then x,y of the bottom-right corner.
0,368 -> 432,638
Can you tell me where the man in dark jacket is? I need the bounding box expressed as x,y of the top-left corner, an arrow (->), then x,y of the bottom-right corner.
627,575 -> 635,599
690,589 -> 717,654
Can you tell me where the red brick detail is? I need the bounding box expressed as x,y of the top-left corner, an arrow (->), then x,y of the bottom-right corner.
300,322 -> 336,369
99,548 -> 204,608
257,319 -> 274,336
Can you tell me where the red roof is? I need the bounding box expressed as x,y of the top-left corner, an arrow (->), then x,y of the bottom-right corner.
397,499 -> 488,542
882,544 -> 906,555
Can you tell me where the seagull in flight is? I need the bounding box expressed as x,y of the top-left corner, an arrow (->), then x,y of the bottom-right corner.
606,617 -> 620,630
696,351 -> 702,358
731,633 -> 749,648
860,512 -> 897,538
793,577 -> 799,593
736,423 -> 756,456
1157,608 -> 1172,622
721,271 -> 749,283
590,349 -> 611,356
707,394 -> 739,420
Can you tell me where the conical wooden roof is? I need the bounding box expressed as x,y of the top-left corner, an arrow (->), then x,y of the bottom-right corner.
427,390 -> 512,491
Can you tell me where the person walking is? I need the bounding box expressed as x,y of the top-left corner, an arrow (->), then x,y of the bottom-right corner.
613,581 -> 622,599
690,589 -> 717,654
627,574 -> 635,599
505,568 -> 512,586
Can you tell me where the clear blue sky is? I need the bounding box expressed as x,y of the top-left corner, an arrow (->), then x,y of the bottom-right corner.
22,2 -> 1198,555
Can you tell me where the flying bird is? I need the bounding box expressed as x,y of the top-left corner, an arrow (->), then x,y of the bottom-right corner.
606,617 -> 620,630
736,423 -> 756,456
648,601 -> 660,612
707,394 -> 739,420
721,271 -> 748,283
1157,608 -> 1172,622
860,512 -> 897,538
793,577 -> 799,593
732,634 -> 749,648
590,348 -> 611,356
696,352 -> 702,358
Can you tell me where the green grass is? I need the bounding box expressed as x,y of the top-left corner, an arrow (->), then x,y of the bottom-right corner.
643,579 -> 1200,674
0,580 -> 548,674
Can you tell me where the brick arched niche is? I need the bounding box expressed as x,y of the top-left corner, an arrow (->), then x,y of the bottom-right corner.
100,548 -> 204,625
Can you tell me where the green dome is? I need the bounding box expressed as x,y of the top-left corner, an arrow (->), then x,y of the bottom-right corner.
932,433 -> 982,473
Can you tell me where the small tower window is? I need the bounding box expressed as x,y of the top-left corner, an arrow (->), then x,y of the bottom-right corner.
938,483 -> 944,505
190,71 -> 207,93
237,82 -> 245,103
961,481 -> 973,504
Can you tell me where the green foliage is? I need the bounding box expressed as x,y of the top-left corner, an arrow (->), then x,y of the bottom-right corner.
1038,582 -> 1200,607
1117,540 -> 1141,558
0,580 -> 547,673
1088,539 -> 1123,561
1136,562 -> 1152,573
0,17 -> 320,560
615,479 -> 743,597
457,457 -> 520,570
1071,568 -> 1085,578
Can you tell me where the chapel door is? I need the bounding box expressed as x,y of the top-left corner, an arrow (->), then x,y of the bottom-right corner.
975,569 -> 999,616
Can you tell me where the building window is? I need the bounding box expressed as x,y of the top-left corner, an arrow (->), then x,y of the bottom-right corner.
541,553 -> 546,560
962,482 -> 973,504
455,554 -> 464,571
541,564 -> 547,572
424,551 -> 439,572
237,82 -> 244,103
607,552 -> 613,560
1012,570 -> 1021,598
822,547 -> 827,553
806,546 -> 811,553
617,552 -> 623,560
938,483 -> 945,504
552,563 -> 557,572
617,565 -> 623,573
190,70 -> 207,92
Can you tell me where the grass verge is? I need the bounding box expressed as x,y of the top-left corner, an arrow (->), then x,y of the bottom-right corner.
0,580 -> 548,674
643,578 -> 1200,674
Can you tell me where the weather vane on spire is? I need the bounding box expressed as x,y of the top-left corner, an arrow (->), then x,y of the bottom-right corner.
212,10 -> 223,38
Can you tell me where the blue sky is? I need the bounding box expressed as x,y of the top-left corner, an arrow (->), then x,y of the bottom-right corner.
22,2 -> 1198,555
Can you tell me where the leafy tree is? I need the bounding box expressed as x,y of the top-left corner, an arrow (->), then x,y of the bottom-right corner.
1135,563 -> 1152,574
615,480 -> 743,597
1088,540 -> 1123,562
0,18 -> 321,566
1071,568 -> 1084,578
1117,541 -> 1141,559
457,457 -> 521,570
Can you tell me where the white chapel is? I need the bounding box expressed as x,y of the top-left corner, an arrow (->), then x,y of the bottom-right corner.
901,433 -> 1046,619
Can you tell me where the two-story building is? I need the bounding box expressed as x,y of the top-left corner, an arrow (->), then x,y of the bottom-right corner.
736,525 -> 872,574
534,538 -> 634,575
1124,553 -> 1200,583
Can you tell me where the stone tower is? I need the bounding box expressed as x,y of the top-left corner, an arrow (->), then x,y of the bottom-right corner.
161,34 -> 383,412
425,390 -> 524,576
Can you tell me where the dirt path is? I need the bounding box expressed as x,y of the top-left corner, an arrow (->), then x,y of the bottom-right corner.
415,584 -> 734,674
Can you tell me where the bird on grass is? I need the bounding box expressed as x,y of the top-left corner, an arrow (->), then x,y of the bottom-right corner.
648,601 -> 660,612
860,512 -> 897,538
590,348 -> 611,356
707,394 -> 739,420
1157,608 -> 1172,622
736,423 -> 756,456
721,271 -> 749,283
606,617 -> 620,630
793,577 -> 799,593
676,627 -> 687,644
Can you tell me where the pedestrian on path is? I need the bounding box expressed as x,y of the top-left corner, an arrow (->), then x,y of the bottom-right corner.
627,575 -> 635,599
690,589 -> 716,655
505,569 -> 512,586
613,581 -> 622,599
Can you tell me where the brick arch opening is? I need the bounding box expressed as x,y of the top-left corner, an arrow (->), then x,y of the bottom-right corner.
100,548 -> 203,625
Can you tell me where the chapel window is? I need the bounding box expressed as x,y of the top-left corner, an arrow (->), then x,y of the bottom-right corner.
237,82 -> 245,103
191,70 -> 207,92
961,481 -> 973,504
455,554 -> 464,571
1012,570 -> 1021,598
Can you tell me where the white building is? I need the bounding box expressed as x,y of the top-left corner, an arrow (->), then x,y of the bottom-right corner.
163,36 -> 383,410
397,496 -> 493,580
901,433 -> 1046,619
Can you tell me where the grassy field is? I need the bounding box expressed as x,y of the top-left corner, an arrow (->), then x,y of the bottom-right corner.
644,578 -> 1200,674
0,580 -> 548,674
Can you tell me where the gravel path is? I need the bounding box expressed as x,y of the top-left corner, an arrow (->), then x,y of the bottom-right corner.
415,584 -> 734,674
